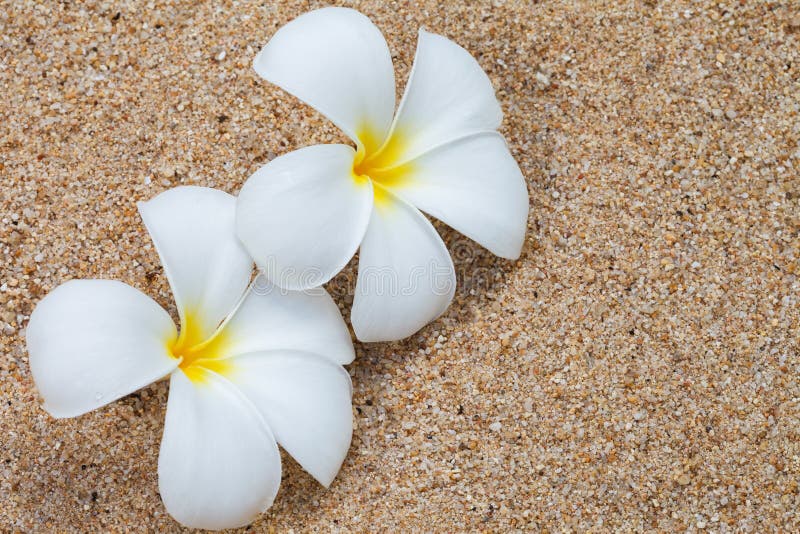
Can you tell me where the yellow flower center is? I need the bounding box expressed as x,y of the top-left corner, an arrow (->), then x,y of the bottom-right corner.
168,309 -> 233,383
352,125 -> 415,206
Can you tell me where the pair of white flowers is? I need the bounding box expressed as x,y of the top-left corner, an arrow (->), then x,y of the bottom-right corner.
27,7 -> 528,530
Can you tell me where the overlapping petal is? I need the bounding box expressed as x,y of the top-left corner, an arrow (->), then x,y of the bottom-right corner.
26,280 -> 178,418
138,186 -> 253,348
376,29 -> 502,165
158,371 -> 281,530
254,7 -> 395,153
236,144 -> 373,291
351,190 -> 456,342
204,282 -> 354,365
168,272 -> 355,492
226,350 -> 352,487
383,133 -> 528,259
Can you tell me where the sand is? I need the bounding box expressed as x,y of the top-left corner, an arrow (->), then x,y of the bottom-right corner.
2,0 -> 799,531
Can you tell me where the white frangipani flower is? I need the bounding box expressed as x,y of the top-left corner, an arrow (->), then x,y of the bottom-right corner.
26,186 -> 355,530
237,7 -> 530,342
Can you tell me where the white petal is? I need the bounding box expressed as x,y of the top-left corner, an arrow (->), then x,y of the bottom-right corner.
226,350 -> 352,487
26,280 -> 177,418
383,29 -> 502,164
236,144 -> 373,291
351,191 -> 455,342
209,282 -> 354,365
158,370 -> 281,530
389,133 -> 528,259
254,7 -> 395,153
138,186 -> 253,346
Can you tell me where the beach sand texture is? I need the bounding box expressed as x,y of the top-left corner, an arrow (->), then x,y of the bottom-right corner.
1,0 -> 799,531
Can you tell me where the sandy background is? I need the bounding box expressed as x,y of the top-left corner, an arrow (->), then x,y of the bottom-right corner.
2,0 -> 799,531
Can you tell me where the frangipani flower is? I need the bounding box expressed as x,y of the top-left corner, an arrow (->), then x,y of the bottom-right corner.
237,7 -> 529,342
26,186 -> 355,530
